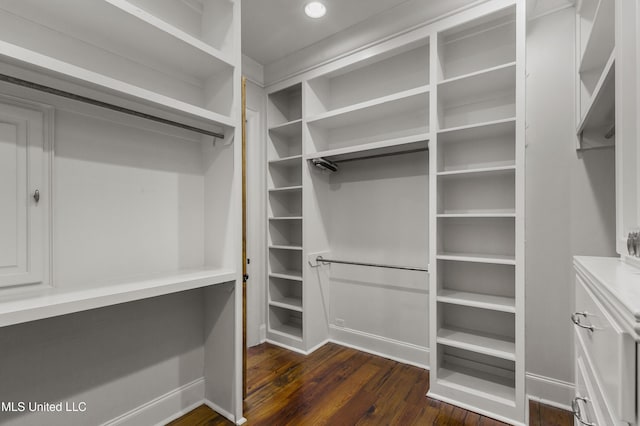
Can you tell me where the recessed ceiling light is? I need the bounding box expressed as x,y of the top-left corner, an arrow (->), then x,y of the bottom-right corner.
305,1 -> 326,18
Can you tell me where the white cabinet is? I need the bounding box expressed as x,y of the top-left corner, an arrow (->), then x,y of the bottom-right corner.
573,257 -> 638,425
0,99 -> 50,288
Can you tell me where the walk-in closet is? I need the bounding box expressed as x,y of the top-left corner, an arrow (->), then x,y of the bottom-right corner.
0,0 -> 636,425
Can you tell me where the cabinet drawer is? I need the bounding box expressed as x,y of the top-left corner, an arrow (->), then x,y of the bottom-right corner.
575,347 -> 621,426
574,274 -> 635,423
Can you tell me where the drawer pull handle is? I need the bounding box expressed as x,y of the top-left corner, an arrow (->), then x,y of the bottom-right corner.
571,312 -> 594,332
572,396 -> 596,426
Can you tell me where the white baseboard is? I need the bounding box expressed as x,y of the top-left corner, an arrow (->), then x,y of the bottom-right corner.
202,399 -> 239,424
259,324 -> 267,343
329,325 -> 429,369
526,372 -> 574,411
103,378 -> 205,426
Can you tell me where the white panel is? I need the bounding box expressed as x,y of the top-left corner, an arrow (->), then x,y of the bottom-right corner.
0,100 -> 47,288
0,120 -> 21,267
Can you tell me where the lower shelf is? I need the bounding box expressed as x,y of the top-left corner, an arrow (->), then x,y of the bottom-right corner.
438,366 -> 515,406
0,268 -> 236,328
269,305 -> 303,341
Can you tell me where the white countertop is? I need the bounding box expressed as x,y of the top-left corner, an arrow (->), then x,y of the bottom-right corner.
574,256 -> 640,336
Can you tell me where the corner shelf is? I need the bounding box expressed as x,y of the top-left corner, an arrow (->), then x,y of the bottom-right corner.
437,290 -> 515,313
0,268 -> 236,328
437,326 -> 516,361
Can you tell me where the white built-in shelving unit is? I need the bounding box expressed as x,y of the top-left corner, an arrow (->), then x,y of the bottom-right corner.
265,1 -> 523,423
0,0 -> 238,133
267,83 -> 305,346
0,0 -> 243,423
575,0 -> 615,149
428,2 -> 524,424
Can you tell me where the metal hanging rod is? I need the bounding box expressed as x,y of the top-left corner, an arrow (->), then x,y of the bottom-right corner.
0,73 -> 225,139
316,256 -> 428,272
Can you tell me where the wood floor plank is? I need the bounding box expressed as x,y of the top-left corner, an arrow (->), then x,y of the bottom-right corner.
169,342 -> 573,426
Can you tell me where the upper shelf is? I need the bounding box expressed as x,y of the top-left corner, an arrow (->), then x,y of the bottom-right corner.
0,41 -> 235,130
0,0 -> 237,131
577,51 -> 615,138
579,0 -> 615,73
438,63 -> 516,106
0,0 -> 234,73
0,268 -> 236,328
307,86 -> 430,130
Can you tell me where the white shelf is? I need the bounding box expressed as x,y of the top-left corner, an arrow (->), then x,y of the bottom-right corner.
0,268 -> 236,328
0,40 -> 234,129
577,51 -> 615,137
307,86 -> 429,129
437,326 -> 515,361
437,290 -> 515,313
269,271 -> 303,282
0,0 -> 234,74
437,253 -> 516,266
306,134 -> 430,162
437,165 -> 515,177
438,367 -> 515,406
579,0 -> 615,73
269,298 -> 303,312
269,216 -> 303,221
437,117 -> 516,140
269,323 -> 303,341
268,185 -> 302,193
269,155 -> 302,166
268,119 -> 303,138
269,245 -> 303,251
437,212 -> 516,218
438,63 -> 516,107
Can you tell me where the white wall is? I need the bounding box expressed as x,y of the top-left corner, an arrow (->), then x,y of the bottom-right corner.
0,290 -> 205,426
525,6 -> 616,406
243,55 -> 268,347
325,151 -> 429,366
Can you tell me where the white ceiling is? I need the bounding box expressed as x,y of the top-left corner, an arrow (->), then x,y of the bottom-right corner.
242,0 -> 424,65
242,0 -> 576,66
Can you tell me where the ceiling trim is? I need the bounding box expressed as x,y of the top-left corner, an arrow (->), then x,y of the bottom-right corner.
527,3 -> 574,22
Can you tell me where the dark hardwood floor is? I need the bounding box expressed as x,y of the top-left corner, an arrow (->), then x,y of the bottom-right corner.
168,342 -> 572,425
